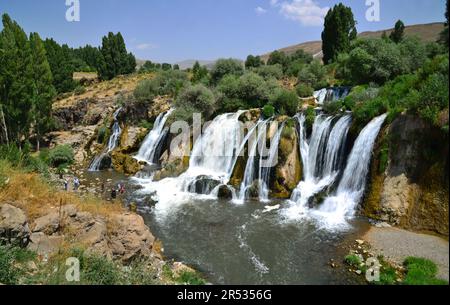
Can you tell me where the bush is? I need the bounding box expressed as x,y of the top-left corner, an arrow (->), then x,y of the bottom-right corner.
96,125 -> 109,144
296,83 -> 314,98
74,86 -> 86,95
304,106 -> 316,132
270,89 -> 299,116
0,245 -> 36,285
210,59 -> 244,85
297,60 -> 327,90
134,78 -> 159,102
252,64 -> 283,80
172,84 -> 216,122
47,145 -> 74,168
262,104 -> 275,119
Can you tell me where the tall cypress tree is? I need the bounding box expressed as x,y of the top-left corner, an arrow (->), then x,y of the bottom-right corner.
390,20 -> 405,43
321,3 -> 357,64
30,32 -> 56,151
99,32 -> 136,80
0,14 -> 34,144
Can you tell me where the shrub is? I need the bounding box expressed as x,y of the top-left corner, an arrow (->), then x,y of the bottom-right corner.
74,86 -> 86,95
296,83 -> 314,98
47,145 -> 74,168
323,100 -> 345,114
210,59 -> 244,85
96,125 -> 109,144
0,246 -> 21,285
262,104 -> 275,119
297,60 -> 327,90
270,89 -> 299,117
172,84 -> 216,122
134,78 -> 159,102
252,64 -> 283,80
345,254 -> 362,267
304,106 -> 316,132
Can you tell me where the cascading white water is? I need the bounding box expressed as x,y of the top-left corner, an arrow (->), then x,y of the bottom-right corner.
286,113 -> 352,217
134,109 -> 174,164
136,112 -> 247,215
88,107 -> 122,171
314,87 -> 351,105
313,114 -> 387,226
291,115 -> 351,207
258,122 -> 285,201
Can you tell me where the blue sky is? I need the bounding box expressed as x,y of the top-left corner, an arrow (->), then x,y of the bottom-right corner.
0,0 -> 446,63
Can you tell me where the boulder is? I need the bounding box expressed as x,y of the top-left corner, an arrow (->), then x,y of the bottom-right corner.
188,176 -> 221,195
110,213 -> 156,262
27,232 -> 64,256
217,185 -> 234,200
0,204 -> 30,247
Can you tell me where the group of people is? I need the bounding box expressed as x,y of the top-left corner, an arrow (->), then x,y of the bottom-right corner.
110,183 -> 126,200
62,175 -> 80,192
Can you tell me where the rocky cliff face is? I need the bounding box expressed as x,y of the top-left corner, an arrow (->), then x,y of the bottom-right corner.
363,115 -> 449,236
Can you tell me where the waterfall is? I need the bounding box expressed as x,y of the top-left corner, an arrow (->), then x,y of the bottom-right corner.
287,113 -> 352,213
135,109 -> 174,164
259,122 -> 285,201
136,112 -> 247,212
314,87 -> 351,105
88,107 -> 122,171
315,113 -> 387,225
238,120 -> 284,202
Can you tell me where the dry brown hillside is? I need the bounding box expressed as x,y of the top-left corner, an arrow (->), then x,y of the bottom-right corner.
261,22 -> 445,61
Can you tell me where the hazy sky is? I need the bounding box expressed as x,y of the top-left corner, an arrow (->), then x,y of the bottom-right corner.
0,0 -> 446,63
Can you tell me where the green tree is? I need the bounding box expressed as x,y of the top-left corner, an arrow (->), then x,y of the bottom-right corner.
390,20 -> 405,43
210,59 -> 244,85
321,3 -> 357,64
267,50 -> 288,68
173,64 -> 180,70
43,39 -> 76,93
192,61 -> 208,83
0,14 -> 34,144
245,55 -> 264,69
29,33 -> 56,151
98,32 -> 135,80
161,63 -> 172,71
269,89 -> 299,116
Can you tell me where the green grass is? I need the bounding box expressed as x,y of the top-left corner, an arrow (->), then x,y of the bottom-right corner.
0,245 -> 37,285
345,254 -> 362,267
403,257 -> 448,285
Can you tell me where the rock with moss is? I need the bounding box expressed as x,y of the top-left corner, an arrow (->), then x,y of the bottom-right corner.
270,123 -> 302,199
363,115 -> 449,236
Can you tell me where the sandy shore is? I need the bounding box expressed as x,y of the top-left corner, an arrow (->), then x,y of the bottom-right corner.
363,227 -> 449,281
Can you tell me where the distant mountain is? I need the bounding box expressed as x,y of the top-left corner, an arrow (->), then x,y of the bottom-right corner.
174,59 -> 217,70
260,22 -> 445,62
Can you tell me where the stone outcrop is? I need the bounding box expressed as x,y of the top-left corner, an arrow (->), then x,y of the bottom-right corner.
0,204 -> 30,247
363,115 -> 449,236
271,122 -> 302,199
1,203 -> 158,261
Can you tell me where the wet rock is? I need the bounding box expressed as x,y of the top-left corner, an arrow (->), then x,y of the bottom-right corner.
217,185 -> 233,200
0,204 -> 30,247
188,176 -> 221,195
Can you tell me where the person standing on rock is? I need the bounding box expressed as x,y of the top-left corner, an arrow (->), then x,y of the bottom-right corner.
73,177 -> 80,191
63,179 -> 69,191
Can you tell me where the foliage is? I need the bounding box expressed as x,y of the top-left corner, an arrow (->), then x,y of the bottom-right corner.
98,32 -> 136,80
134,70 -> 189,102
403,257 -> 448,285
210,58 -> 244,85
322,3 -> 357,64
269,89 -> 299,117
192,61 -> 209,84
251,64 -> 283,80
47,145 -> 74,168
336,37 -> 428,85
134,78 -> 159,102
262,104 -> 275,119
390,20 -> 405,43
0,245 -> 37,285
245,55 -> 264,69
74,86 -> 86,95
344,254 -> 362,267
172,84 -> 216,122
304,106 -> 316,132
297,59 -> 328,90
267,50 -> 288,68
296,83 -> 314,98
